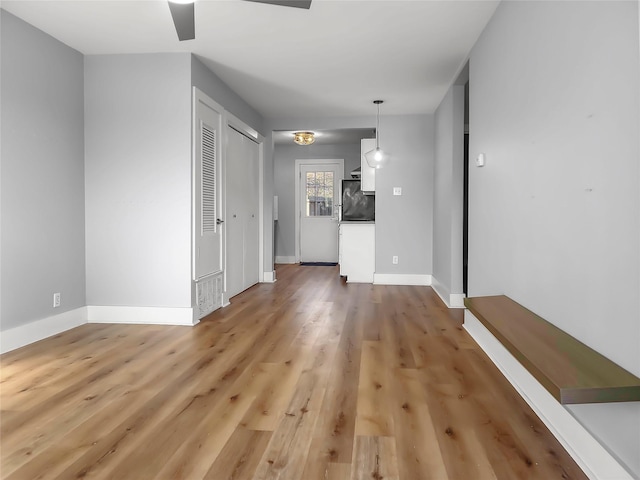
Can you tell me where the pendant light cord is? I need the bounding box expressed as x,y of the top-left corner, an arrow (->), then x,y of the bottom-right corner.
376,102 -> 380,149
373,100 -> 383,150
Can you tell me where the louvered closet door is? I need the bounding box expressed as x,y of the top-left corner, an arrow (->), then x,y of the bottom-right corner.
193,90 -> 223,280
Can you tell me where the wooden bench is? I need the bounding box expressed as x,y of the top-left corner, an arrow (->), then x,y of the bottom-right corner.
464,295 -> 640,404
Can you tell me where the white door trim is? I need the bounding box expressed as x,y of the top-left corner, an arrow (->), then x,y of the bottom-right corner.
294,158 -> 344,263
223,111 -> 265,290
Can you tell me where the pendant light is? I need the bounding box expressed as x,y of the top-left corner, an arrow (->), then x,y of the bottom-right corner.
364,100 -> 389,169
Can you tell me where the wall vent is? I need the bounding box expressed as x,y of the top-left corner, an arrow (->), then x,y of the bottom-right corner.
196,272 -> 222,319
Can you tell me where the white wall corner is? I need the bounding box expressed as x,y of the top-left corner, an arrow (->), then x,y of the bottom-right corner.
0,307 -> 88,354
263,270 -> 277,283
87,306 -> 197,326
431,276 -> 466,309
449,293 -> 466,308
275,256 -> 296,264
463,310 -> 634,480
373,273 -> 432,286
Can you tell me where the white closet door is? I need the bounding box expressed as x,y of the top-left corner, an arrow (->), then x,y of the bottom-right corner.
193,90 -> 224,280
243,135 -> 260,288
225,127 -> 245,299
225,126 -> 260,300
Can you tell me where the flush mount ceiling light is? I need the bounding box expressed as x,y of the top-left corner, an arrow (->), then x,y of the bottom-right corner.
364,100 -> 389,169
293,131 -> 315,146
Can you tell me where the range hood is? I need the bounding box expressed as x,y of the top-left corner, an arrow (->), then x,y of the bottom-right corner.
350,166 -> 361,178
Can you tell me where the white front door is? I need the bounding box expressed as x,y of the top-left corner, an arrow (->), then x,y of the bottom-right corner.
299,163 -> 343,263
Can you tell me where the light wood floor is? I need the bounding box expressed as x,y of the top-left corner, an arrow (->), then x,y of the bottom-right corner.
1,264 -> 587,479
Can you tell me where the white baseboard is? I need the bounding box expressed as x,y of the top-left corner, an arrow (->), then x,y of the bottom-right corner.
463,310 -> 633,480
0,307 -> 88,354
431,276 -> 466,308
275,256 -> 296,264
263,270 -> 277,283
1,305 -> 199,353
373,273 -> 432,286
87,306 -> 197,326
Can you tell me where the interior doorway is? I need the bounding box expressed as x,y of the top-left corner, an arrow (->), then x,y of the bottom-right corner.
463,81 -> 469,295
295,159 -> 344,263
463,132 -> 469,295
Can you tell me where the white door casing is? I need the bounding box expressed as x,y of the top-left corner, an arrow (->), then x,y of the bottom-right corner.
193,88 -> 224,280
296,160 -> 344,263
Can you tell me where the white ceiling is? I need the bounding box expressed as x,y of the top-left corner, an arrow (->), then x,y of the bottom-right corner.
2,0 -> 499,119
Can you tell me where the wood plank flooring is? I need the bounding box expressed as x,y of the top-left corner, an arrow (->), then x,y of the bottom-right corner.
0,264 -> 587,479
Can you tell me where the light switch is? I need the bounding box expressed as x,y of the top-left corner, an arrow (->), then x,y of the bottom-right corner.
393,187 -> 402,196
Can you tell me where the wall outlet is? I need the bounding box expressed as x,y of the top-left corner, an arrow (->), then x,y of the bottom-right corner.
393,187 -> 402,196
392,255 -> 399,264
53,293 -> 61,308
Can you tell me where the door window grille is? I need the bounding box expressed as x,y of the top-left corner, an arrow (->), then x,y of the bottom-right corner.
305,171 -> 334,217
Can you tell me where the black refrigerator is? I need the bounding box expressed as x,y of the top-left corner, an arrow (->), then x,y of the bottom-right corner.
341,179 -> 375,221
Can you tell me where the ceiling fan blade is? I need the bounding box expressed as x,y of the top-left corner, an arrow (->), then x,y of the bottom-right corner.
244,0 -> 312,9
168,1 -> 195,41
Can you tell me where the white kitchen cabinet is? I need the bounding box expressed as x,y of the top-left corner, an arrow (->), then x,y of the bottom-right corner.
361,138 -> 376,193
339,222 -> 375,283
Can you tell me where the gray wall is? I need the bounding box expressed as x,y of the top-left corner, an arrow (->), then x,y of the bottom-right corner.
273,142 -> 361,260
85,53 -> 192,308
191,56 -> 265,136
433,85 -> 464,298
374,115 -> 434,275
1,11 -> 86,330
469,1 -> 640,475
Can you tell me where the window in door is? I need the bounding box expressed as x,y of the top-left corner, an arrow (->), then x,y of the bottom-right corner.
305,171 -> 334,217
